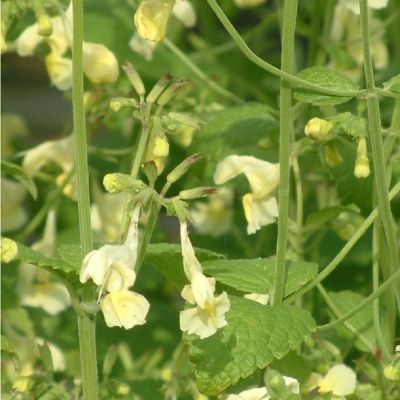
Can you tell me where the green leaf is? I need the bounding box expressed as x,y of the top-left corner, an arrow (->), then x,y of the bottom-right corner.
328,291 -> 377,352
383,74 -> 400,93
271,351 -> 312,383
1,160 -> 38,199
185,296 -> 316,395
15,242 -> 80,284
202,258 -> 318,298
305,206 -> 357,228
56,244 -> 83,269
194,104 -> 278,178
1,335 -> 19,370
293,67 -> 358,105
144,243 -> 224,288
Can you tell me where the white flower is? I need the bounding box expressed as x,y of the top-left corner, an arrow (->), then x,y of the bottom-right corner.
82,42 -> 119,84
180,289 -> 230,339
129,32 -> 157,61
234,0 -> 266,8
339,0 -> 388,14
180,221 -> 203,280
173,0 -> 197,28
1,178 -> 27,232
17,210 -> 71,315
283,376 -> 300,394
134,0 -> 176,42
80,208 -> 140,293
100,290 -> 150,329
191,188 -> 233,237
244,293 -> 269,305
306,364 -> 356,398
214,155 -> 280,235
227,387 -> 270,400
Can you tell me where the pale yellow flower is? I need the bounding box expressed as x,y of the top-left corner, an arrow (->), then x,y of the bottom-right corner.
234,0 -> 266,8
180,221 -> 203,280
306,364 -> 357,398
304,118 -> 332,142
134,0 -> 175,42
214,156 -> 280,233
227,387 -> 269,400
82,42 -> 119,84
1,178 -> 27,232
45,52 -> 72,90
191,188 -> 233,237
80,207 -> 140,293
101,290 -> 150,329
354,137 -> 370,178
1,238 -> 18,263
17,210 -> 71,315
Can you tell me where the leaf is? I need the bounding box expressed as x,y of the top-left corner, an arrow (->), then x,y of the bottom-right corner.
383,74 -> 400,93
293,67 -> 358,105
185,296 -> 316,395
144,243 -> 224,288
15,242 -> 80,284
271,352 -> 312,383
1,335 -> 19,370
56,244 -> 83,269
194,104 -> 278,178
202,258 -> 318,298
328,291 -> 377,352
1,160 -> 38,199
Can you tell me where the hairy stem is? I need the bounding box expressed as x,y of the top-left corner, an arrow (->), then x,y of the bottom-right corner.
272,0 -> 298,306
359,0 -> 400,309
72,1 -> 98,398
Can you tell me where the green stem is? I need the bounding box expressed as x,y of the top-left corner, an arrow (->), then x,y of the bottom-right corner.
205,0 -> 364,98
286,181 -> 400,303
163,38 -> 244,104
130,111 -> 152,178
71,1 -> 98,398
360,0 -> 400,308
317,268 -> 400,332
272,0 -> 298,306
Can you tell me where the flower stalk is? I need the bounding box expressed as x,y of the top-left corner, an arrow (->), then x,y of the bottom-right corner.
71,0 -> 98,398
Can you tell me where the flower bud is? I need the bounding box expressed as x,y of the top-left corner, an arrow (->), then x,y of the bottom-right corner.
152,135 -> 169,157
142,161 -> 158,185
157,78 -> 191,106
168,112 -> 201,129
37,14 -> 53,37
110,97 -> 138,112
384,361 -> 400,381
103,173 -> 145,194
354,137 -> 370,178
146,73 -> 173,104
324,143 -> 343,167
179,186 -> 216,200
305,118 -> 332,142
122,62 -> 145,97
134,0 -> 175,42
167,153 -> 202,183
1,237 -> 18,263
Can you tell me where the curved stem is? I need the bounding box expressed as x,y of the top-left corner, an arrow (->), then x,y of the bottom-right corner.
272,0 -> 298,306
205,0 -> 364,98
360,0 -> 400,309
72,1 -> 98,398
317,268 -> 400,332
286,181 -> 400,303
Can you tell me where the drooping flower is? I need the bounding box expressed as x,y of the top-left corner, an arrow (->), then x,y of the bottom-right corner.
45,52 -> 73,91
179,222 -> 230,339
306,364 -> 357,398
354,136 -> 370,178
17,210 -> 71,315
1,178 -> 28,232
214,155 -> 280,234
234,0 -> 266,8
172,0 -> 197,28
191,188 -> 233,237
134,0 -> 176,42
80,207 -> 140,293
101,290 -> 150,329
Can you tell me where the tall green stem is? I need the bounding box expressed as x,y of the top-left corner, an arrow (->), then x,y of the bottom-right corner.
359,0 -> 400,308
272,0 -> 298,306
72,1 -> 98,398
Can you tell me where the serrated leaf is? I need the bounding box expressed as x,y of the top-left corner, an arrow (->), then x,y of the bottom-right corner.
328,291 -> 377,352
293,67 -> 358,105
383,74 -> 400,93
185,296 -> 316,395
1,160 -> 38,199
202,258 -> 318,298
144,243 -> 224,288
194,104 -> 278,178
15,242 -> 80,284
